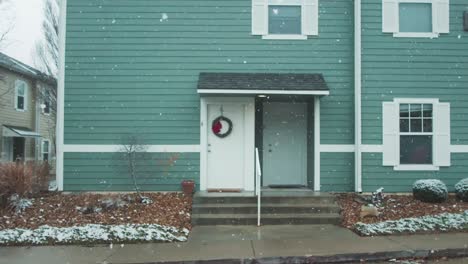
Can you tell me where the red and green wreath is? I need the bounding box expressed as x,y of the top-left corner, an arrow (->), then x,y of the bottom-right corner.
212,116 -> 233,138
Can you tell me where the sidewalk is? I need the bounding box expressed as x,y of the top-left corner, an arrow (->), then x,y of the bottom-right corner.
0,225 -> 467,264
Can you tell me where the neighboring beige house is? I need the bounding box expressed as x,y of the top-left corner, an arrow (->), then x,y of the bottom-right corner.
0,52 -> 56,170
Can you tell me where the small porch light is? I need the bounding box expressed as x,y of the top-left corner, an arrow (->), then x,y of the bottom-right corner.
257,94 -> 267,98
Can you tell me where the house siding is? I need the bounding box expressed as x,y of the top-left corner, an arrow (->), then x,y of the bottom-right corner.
360,0 -> 468,192
64,0 -> 355,190
64,152 -> 199,191
0,68 -> 37,161
361,0 -> 468,145
320,152 -> 354,192
362,153 -> 468,192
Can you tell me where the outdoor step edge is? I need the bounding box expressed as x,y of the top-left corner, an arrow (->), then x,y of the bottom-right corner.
191,213 -> 341,219
192,203 -> 340,208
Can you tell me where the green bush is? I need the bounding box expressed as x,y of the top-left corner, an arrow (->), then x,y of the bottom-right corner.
412,179 -> 448,203
455,178 -> 468,202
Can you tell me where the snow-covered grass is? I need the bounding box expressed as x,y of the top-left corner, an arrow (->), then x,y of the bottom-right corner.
0,223 -> 189,246
354,210 -> 468,236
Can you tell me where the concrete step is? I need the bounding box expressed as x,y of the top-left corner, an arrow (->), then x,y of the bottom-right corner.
191,213 -> 341,225
193,195 -> 335,205
192,203 -> 341,214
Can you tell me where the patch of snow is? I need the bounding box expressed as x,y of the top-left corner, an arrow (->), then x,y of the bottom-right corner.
160,13 -> 168,22
0,224 -> 188,245
355,210 -> 468,236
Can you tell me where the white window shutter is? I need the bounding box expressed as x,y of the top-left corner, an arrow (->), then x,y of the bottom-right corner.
382,0 -> 398,33
382,102 -> 398,166
434,0 -> 449,34
303,0 -> 318,35
252,0 -> 267,35
434,102 -> 451,166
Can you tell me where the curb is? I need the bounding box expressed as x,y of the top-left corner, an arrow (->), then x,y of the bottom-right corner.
122,248 -> 468,264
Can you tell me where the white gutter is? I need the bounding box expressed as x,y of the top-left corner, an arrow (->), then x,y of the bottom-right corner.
56,0 -> 67,191
354,0 -> 362,192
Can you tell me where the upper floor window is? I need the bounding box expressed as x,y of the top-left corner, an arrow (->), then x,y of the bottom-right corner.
382,0 -> 449,38
15,80 -> 27,111
252,0 -> 318,40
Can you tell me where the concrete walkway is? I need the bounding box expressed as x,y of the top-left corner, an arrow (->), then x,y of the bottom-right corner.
0,225 -> 467,264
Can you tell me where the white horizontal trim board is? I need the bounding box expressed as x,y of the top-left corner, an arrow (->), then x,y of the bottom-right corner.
197,89 -> 330,96
262,35 -> 308,40
320,144 -> 355,152
63,145 -> 201,153
451,145 -> 468,153
318,145 -> 468,154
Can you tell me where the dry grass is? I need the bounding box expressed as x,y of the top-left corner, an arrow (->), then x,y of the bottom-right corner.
0,162 -> 50,206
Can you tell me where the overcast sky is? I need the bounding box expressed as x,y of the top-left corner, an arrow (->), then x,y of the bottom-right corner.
0,0 -> 45,67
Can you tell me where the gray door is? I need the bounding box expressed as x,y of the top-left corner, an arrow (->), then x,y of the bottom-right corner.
262,102 -> 307,187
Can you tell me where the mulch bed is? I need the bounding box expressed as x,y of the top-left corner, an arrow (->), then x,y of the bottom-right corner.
336,193 -> 468,228
0,192 -> 192,231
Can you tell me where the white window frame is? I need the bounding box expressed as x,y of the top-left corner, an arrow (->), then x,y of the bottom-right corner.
14,80 -> 28,111
394,99 -> 438,171
42,139 -> 50,161
252,0 -> 318,40
382,0 -> 449,38
383,98 -> 451,171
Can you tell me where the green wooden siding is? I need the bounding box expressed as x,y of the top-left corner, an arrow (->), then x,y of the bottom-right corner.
362,0 -> 468,145
363,153 -> 468,192
320,153 -> 354,192
64,152 -> 199,191
65,0 -> 354,145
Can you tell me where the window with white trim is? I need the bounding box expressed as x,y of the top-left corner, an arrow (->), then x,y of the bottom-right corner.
42,139 -> 50,161
382,0 -> 449,38
15,80 -> 27,111
382,99 -> 451,170
399,104 -> 433,164
252,0 -> 318,39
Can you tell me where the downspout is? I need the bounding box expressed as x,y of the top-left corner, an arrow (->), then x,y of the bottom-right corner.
56,0 -> 67,191
354,0 -> 362,192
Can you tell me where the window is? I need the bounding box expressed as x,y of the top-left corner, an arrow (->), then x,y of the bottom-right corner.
382,99 -> 451,170
382,0 -> 449,38
399,104 -> 433,164
15,80 -> 27,111
269,6 -> 302,35
42,140 -> 50,161
252,0 -> 318,39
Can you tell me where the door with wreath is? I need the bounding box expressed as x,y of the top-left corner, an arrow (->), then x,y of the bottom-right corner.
206,104 -> 245,190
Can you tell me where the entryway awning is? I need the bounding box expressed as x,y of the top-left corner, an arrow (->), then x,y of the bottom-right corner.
2,125 -> 41,138
197,72 -> 330,96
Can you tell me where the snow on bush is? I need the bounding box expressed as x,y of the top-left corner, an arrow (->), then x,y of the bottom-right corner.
8,194 -> 33,214
0,224 -> 189,246
354,210 -> 468,236
455,178 -> 468,202
412,179 -> 448,203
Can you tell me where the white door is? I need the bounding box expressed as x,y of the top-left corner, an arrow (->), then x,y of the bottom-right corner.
263,102 -> 307,187
207,104 -> 245,190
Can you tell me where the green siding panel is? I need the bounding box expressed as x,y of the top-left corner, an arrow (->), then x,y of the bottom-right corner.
65,0 -> 354,145
362,153 -> 468,192
320,153 -> 354,192
361,0 -> 468,145
64,152 -> 199,191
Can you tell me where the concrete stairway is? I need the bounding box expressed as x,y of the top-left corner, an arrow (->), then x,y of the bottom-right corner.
191,190 -> 341,225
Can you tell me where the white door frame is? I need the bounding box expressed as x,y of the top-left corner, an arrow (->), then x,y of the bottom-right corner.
200,97 -> 255,191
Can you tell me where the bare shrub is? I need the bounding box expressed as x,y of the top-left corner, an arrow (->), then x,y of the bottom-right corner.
0,162 -> 50,208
